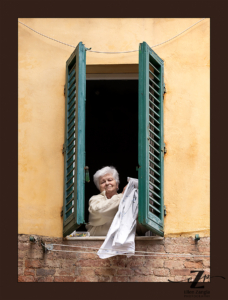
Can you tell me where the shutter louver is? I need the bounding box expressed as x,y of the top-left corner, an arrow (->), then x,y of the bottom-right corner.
63,42 -> 86,237
138,42 -> 165,237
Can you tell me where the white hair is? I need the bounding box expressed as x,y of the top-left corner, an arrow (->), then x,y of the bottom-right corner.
93,166 -> 120,191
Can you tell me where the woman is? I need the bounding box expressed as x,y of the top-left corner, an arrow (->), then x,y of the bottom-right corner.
86,166 -> 147,236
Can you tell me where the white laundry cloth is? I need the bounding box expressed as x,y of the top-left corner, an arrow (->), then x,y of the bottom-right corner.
97,177 -> 139,259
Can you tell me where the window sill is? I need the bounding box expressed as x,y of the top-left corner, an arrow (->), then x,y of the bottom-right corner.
64,236 -> 164,241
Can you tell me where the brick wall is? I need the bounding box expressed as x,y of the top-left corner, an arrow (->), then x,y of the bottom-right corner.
18,234 -> 210,282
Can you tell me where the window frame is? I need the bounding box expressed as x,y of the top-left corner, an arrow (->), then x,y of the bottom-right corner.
63,43 -> 165,237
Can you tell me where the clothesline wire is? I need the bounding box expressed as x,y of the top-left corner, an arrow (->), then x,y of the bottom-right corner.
48,243 -> 209,257
18,18 -> 206,53
50,249 -> 209,257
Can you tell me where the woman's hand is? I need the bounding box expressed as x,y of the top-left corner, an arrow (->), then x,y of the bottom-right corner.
122,184 -> 128,194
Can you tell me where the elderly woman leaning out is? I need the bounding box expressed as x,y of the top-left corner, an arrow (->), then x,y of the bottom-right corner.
86,166 -> 147,236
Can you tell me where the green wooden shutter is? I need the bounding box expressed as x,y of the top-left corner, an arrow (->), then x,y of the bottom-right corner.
63,42 -> 86,237
138,41 -> 165,237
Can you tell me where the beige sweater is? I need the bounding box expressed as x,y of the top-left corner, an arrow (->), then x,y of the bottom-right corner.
86,191 -> 123,236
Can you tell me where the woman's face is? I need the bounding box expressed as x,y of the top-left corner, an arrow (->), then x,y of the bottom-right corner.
99,173 -> 118,194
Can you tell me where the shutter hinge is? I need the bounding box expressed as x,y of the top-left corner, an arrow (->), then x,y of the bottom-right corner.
85,47 -> 92,51
64,85 -> 66,96
161,144 -> 167,154
61,207 -> 63,217
164,205 -> 167,216
164,83 -> 166,94
62,144 -> 66,154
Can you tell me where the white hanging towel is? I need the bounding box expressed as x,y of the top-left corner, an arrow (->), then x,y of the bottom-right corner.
97,177 -> 138,259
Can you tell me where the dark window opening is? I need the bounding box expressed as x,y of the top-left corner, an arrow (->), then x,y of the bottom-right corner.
79,80 -> 138,231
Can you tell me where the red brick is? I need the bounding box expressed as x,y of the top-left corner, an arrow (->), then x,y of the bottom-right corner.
165,237 -> 206,246
27,250 -> 43,259
56,268 -> 76,276
146,259 -> 164,268
125,257 -> 145,268
18,243 -> 30,251
97,276 -> 111,282
18,276 -> 35,282
83,241 -> 103,248
198,246 -> 210,253
51,245 -> 62,250
199,237 -> 210,246
37,276 -> 54,282
151,276 -> 175,282
116,268 -> 134,276
165,244 -> 197,254
41,259 -> 61,268
203,259 -> 210,268
52,251 -> 78,260
74,276 -> 98,282
176,257 -> 203,263
153,268 -> 170,276
78,268 -> 96,276
36,268 -> 56,276
147,243 -> 165,253
170,269 -> 192,276
164,260 -> 184,269
29,243 -> 43,251
131,267 -> 153,276
109,257 -> 126,268
203,268 -> 210,275
50,237 -> 63,244
43,251 -> 57,259
165,237 -> 190,245
18,268 -> 24,276
61,261 -> 77,268
54,276 -> 75,282
112,276 -> 129,282
18,261 -> 23,267
76,259 -> 110,268
18,251 -> 26,260
77,252 -> 98,260
24,269 -> 35,276
129,275 -> 155,282
129,276 -> 146,282
135,241 -> 148,252
18,235 -> 30,242
25,259 -> 42,269
94,268 -> 116,276
184,261 -> 204,269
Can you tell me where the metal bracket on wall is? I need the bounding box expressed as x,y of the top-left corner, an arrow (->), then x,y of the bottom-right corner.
29,236 -> 36,242
195,234 -> 200,242
45,244 -> 54,251
40,239 -> 53,252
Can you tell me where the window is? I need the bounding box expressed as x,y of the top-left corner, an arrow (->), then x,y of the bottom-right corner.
62,42 -> 165,237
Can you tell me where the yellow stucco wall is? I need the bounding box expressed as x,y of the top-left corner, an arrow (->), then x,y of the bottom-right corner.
18,18 -> 210,238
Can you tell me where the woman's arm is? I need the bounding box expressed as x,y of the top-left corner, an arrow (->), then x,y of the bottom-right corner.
122,184 -> 128,194
88,194 -> 122,218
